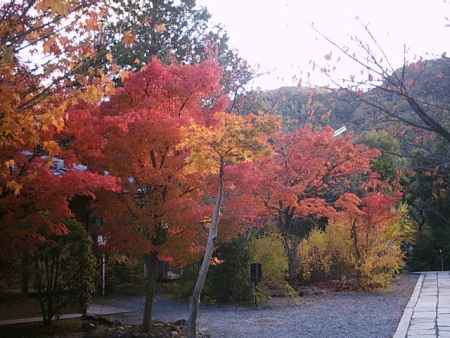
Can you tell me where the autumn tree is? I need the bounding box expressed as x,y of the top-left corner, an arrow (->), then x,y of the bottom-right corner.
64,58 -> 232,331
0,0 -> 112,175
0,0 -> 115,229
300,195 -> 413,289
0,0 -> 122,300
331,191 -> 411,288
244,126 -> 381,284
0,155 -> 119,324
180,112 -> 279,338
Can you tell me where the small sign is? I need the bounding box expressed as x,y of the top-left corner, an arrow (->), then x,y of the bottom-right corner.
333,126 -> 347,137
97,235 -> 107,246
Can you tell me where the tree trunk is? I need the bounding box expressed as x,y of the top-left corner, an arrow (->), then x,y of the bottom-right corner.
187,159 -> 224,338
142,253 -> 159,332
350,219 -> 362,285
287,245 -> 301,285
282,235 -> 302,286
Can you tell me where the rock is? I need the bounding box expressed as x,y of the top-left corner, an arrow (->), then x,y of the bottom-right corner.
173,319 -> 186,326
82,321 -> 96,330
85,314 -> 118,326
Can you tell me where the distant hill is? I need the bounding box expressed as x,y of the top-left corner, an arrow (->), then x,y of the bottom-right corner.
240,57 -> 450,135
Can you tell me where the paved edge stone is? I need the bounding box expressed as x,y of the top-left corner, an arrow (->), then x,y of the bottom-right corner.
393,273 -> 425,338
0,305 -> 132,326
0,313 -> 82,326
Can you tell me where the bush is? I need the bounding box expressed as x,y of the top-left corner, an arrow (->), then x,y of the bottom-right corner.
107,256 -> 145,294
162,264 -> 198,300
300,223 -> 354,285
300,205 -> 414,290
249,233 -> 295,298
165,237 -> 252,304
33,219 -> 97,325
204,237 -> 252,304
166,234 -> 297,304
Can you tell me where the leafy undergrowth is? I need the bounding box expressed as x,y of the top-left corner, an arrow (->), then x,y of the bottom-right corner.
0,319 -> 83,338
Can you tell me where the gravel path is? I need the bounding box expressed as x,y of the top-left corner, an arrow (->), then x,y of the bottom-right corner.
101,273 -> 418,338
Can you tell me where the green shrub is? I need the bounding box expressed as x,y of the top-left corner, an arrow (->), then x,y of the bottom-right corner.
167,233 -> 296,304
107,256 -> 145,294
249,233 -> 295,298
165,237 -> 252,304
204,237 -> 252,304
33,219 -> 97,325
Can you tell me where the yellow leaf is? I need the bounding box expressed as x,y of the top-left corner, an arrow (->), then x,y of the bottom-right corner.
6,180 -> 22,196
36,0 -> 70,16
0,47 -> 14,66
83,85 -> 102,103
43,141 -> 61,156
179,112 -> 280,175
85,13 -> 99,31
26,31 -> 40,43
154,23 -> 166,33
122,31 -> 136,46
43,37 -> 60,54
4,159 -> 15,169
120,70 -> 131,82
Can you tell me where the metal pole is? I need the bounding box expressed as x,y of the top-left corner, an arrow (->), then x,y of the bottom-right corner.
254,281 -> 257,307
102,253 -> 106,296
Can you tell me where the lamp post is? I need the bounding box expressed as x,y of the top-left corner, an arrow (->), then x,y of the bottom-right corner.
97,235 -> 107,296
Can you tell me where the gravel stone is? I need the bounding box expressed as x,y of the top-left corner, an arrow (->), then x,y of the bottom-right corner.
102,273 -> 418,338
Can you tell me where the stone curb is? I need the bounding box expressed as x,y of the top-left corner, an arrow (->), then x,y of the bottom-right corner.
0,313 -> 83,326
0,305 -> 131,326
393,273 -> 425,338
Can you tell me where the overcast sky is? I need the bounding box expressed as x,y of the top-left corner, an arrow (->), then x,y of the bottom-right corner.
197,0 -> 450,89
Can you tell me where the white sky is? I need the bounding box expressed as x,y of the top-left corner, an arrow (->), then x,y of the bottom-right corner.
197,0 -> 450,89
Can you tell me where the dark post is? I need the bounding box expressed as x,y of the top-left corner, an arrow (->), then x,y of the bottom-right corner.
250,263 -> 262,307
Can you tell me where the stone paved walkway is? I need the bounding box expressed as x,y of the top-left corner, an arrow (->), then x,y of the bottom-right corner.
394,271 -> 450,338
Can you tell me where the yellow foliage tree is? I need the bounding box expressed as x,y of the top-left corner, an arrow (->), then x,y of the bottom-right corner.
0,0 -> 114,196
180,112 -> 279,338
300,203 -> 416,290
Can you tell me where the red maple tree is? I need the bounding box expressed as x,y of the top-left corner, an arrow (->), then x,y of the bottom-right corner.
65,58 -> 229,331
242,125 -> 382,283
